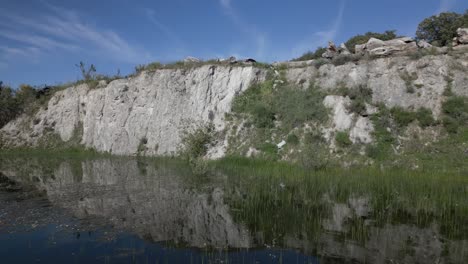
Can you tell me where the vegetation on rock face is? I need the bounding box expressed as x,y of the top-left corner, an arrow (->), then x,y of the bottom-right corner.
179,123 -> 215,174
229,76 -> 331,165
335,131 -> 352,148
416,11 -> 468,46
180,124 -> 214,160
441,96 -> 468,134
232,79 -> 328,130
336,85 -> 373,115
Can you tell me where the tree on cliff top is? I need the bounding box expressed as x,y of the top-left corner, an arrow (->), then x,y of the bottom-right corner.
416,11 -> 468,46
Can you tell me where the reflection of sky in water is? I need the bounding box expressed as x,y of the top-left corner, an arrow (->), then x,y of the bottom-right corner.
0,227 -> 319,263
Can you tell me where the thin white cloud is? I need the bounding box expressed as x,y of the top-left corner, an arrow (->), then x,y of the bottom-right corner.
436,0 -> 457,14
290,0 -> 345,59
0,30 -> 79,52
0,46 -> 40,58
219,0 -> 268,59
0,3 -> 151,64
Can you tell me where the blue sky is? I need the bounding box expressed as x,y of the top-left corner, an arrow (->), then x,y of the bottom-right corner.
0,0 -> 467,87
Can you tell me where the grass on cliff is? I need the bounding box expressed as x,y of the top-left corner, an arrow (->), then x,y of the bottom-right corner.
229,77 -> 330,163
231,79 -> 328,130
133,60 -> 271,75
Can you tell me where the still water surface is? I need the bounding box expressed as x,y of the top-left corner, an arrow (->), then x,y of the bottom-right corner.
0,156 -> 466,263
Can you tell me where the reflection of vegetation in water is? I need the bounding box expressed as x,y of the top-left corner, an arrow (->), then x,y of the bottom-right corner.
215,157 -> 468,246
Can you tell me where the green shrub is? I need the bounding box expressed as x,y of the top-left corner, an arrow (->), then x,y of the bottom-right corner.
286,134 -> 299,145
442,117 -> 459,134
441,96 -> 468,133
304,131 -> 325,145
349,100 -> 367,115
272,86 -> 328,129
180,124 -> 214,161
368,104 -> 395,160
338,85 -> 373,115
292,47 -> 327,61
391,107 -> 416,127
340,85 -> 373,101
299,143 -> 329,170
335,131 -> 352,147
252,104 -> 275,128
258,142 -> 278,160
442,97 -> 467,119
416,108 -> 436,127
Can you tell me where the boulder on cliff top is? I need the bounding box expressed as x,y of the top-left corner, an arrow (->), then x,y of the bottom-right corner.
322,41 -> 351,59
184,56 -> 201,63
453,28 -> 468,46
355,37 -> 418,56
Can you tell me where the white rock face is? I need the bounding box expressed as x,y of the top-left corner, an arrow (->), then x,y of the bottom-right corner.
322,96 -> 374,144
286,54 -> 468,116
1,65 -> 266,157
323,96 -> 353,131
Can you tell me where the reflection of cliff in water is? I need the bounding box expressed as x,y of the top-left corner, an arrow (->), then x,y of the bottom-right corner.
1,157 -> 467,263
1,158 -> 251,248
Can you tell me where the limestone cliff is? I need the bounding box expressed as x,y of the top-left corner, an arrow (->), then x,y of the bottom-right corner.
1,65 -> 266,157
1,53 -> 467,158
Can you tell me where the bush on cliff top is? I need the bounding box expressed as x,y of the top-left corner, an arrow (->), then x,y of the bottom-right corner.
292,47 -> 327,61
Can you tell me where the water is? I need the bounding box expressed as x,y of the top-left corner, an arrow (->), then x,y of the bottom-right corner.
0,155 -> 467,263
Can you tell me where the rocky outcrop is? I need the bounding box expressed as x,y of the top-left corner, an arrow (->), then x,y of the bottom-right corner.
453,28 -> 468,46
322,41 -> 351,59
285,54 -> 468,115
355,37 -> 418,56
